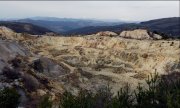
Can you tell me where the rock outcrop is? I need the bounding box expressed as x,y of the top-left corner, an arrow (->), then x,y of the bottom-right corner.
96,31 -> 118,36
0,26 -> 24,40
0,26 -> 15,36
119,29 -> 162,40
33,57 -> 70,76
0,40 -> 29,74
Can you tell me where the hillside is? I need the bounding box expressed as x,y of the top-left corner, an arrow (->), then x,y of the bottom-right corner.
0,21 -> 53,35
65,23 -> 145,35
0,26 -> 180,107
140,17 -> 180,37
65,17 -> 180,38
15,17 -> 125,33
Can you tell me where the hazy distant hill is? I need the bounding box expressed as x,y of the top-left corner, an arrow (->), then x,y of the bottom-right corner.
64,23 -> 145,35
0,21 -> 53,35
15,17 -> 125,33
140,17 -> 180,37
1,17 -> 179,38
65,17 -> 180,38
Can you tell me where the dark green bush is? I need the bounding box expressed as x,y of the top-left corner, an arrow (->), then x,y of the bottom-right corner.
107,85 -> 133,108
38,94 -> 53,108
11,57 -> 22,68
0,88 -> 20,108
33,59 -> 44,73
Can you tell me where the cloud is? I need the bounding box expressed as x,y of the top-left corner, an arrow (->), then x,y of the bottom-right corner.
0,1 -> 179,21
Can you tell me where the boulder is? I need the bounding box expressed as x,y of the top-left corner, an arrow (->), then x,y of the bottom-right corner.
0,40 -> 28,61
152,33 -> 162,40
119,29 -> 151,39
33,57 -> 69,76
36,89 -> 46,96
119,29 -> 162,40
96,31 -> 118,36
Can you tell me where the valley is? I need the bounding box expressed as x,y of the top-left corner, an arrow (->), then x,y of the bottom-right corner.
0,1 -> 179,107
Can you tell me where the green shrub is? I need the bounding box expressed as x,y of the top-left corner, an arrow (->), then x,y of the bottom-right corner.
59,87 -> 113,108
38,94 -> 52,108
11,57 -> 22,68
0,88 -> 20,108
33,59 -> 44,73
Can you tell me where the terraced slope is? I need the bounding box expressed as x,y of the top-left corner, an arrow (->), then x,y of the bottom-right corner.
21,32 -> 180,93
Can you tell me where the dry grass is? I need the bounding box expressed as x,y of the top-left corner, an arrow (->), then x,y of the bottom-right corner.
132,72 -> 148,80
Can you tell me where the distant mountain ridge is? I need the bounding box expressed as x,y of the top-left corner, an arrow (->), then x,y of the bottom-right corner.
64,23 -> 144,35
0,21 -> 53,35
140,17 -> 180,37
14,17 -> 126,33
64,17 -> 180,38
0,17 -> 179,38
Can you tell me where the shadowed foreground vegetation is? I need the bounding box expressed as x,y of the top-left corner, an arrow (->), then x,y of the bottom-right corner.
0,88 -> 20,108
0,72 -> 180,108
59,72 -> 180,108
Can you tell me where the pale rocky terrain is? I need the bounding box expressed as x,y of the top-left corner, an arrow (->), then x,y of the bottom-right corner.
119,29 -> 163,40
0,26 -> 180,107
96,31 -> 118,36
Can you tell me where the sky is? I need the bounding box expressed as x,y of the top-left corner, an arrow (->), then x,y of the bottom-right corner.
0,1 -> 179,21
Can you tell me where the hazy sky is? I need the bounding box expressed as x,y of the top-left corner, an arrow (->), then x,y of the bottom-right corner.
0,1 -> 179,21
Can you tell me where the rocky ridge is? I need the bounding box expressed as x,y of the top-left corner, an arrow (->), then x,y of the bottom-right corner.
119,29 -> 162,40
